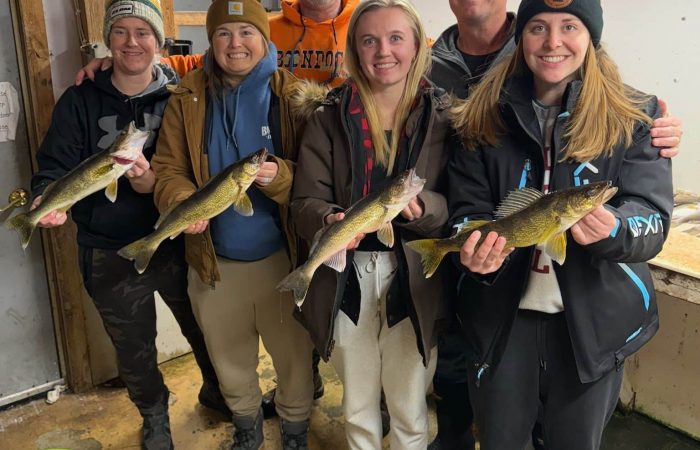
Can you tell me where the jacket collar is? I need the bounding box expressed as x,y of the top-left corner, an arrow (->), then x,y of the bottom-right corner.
431,12 -> 517,76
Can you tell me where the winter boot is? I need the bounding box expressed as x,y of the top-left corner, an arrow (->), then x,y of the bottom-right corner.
198,379 -> 230,416
280,418 -> 309,450
141,394 -> 174,450
231,407 -> 264,450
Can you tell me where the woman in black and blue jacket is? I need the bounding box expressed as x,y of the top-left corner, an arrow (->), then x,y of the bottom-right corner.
446,0 -> 673,449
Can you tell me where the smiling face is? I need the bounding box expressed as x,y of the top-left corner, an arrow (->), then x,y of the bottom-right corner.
354,6 -> 418,94
109,17 -> 158,76
522,12 -> 591,104
211,22 -> 267,82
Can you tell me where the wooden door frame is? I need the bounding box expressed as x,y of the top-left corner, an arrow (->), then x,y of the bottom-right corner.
11,0 -> 93,392
11,0 -> 177,393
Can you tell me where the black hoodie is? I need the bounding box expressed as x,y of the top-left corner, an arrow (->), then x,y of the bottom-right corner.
32,65 -> 177,250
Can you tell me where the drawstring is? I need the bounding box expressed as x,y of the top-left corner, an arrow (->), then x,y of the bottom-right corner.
362,252 -> 381,317
325,18 -> 339,84
222,88 -> 241,154
288,15 -> 307,75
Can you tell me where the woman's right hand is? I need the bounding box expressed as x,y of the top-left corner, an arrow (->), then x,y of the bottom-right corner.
325,212 -> 365,250
32,196 -> 68,228
459,230 -> 512,274
75,57 -> 113,86
184,220 -> 209,234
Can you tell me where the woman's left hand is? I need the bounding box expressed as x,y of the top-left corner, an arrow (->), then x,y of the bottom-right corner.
570,206 -> 617,245
255,161 -> 279,187
400,196 -> 424,221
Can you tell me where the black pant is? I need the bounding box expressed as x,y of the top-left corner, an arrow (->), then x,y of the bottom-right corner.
468,310 -> 622,450
79,239 -> 218,415
432,322 -> 475,450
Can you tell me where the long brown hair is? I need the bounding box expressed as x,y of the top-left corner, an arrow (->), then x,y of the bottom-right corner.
344,0 -> 431,171
451,40 -> 653,161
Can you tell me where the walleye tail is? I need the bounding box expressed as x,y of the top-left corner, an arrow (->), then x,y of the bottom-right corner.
277,268 -> 312,307
406,238 -> 449,278
117,238 -> 158,274
5,213 -> 35,250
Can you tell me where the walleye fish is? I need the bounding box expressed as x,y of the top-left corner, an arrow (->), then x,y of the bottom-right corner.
118,148 -> 268,274
277,168 -> 426,306
407,181 -> 618,278
6,121 -> 149,249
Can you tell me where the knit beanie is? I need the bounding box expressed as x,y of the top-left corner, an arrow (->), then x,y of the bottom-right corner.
103,0 -> 165,48
515,0 -> 603,47
206,0 -> 270,43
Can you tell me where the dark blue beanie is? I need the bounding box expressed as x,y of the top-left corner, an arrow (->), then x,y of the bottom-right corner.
515,0 -> 603,47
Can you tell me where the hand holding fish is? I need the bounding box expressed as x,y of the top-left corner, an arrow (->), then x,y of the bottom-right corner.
400,196 -> 424,221
125,154 -> 156,193
459,230 -> 513,274
325,212 -> 366,250
570,205 -> 616,245
255,161 -> 278,186
184,220 -> 209,234
31,196 -> 67,228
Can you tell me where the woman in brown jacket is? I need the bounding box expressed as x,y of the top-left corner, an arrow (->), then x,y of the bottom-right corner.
150,1 -> 323,449
290,0 -> 451,448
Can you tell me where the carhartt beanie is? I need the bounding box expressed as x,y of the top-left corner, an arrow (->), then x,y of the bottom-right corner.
515,0 -> 603,47
103,0 -> 165,48
206,0 -> 270,43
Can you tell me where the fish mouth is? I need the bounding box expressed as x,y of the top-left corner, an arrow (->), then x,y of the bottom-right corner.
595,181 -> 617,204
112,156 -> 137,166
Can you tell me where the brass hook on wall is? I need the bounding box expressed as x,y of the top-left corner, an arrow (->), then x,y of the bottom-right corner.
0,188 -> 29,212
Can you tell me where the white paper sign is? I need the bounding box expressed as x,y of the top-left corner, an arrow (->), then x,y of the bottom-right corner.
0,82 -> 20,142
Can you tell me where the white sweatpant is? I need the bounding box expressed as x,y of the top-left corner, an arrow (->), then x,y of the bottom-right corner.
330,251 -> 437,450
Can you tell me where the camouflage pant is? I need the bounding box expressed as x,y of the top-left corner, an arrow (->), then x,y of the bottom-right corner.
78,239 -> 218,414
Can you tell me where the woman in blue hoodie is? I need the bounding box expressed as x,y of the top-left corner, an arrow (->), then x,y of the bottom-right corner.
151,0 -> 321,448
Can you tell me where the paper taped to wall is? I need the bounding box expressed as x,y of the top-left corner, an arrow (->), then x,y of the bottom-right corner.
0,82 -> 20,142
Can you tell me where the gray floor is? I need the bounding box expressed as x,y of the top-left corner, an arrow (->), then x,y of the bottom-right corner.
602,412 -> 700,450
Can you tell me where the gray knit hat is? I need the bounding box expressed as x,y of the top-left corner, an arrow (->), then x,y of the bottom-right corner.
515,0 -> 604,47
103,0 -> 165,48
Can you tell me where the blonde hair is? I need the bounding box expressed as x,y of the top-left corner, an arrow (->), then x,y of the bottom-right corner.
451,40 -> 653,162
344,0 -> 431,171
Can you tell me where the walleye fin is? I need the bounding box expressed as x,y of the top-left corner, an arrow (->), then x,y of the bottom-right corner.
377,222 -> 395,247
233,193 -> 254,217
544,232 -> 567,265
5,212 -> 35,250
494,188 -> 544,219
117,238 -> 159,274
105,179 -> 118,203
323,249 -> 347,272
405,238 -> 448,278
277,267 -> 312,307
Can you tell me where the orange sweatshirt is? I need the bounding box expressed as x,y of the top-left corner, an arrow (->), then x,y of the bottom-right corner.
269,0 -> 358,87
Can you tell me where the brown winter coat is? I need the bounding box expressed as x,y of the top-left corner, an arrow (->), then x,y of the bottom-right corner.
290,81 -> 452,364
152,68 -> 324,286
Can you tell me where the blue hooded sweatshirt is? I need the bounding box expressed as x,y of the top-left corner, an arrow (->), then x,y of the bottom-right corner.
206,42 -> 286,261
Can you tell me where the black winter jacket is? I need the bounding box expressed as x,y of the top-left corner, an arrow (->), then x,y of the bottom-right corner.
447,75 -> 673,384
32,66 -> 177,250
429,13 -> 516,98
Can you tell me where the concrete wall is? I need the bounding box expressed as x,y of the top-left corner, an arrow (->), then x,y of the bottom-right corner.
414,0 -> 700,193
